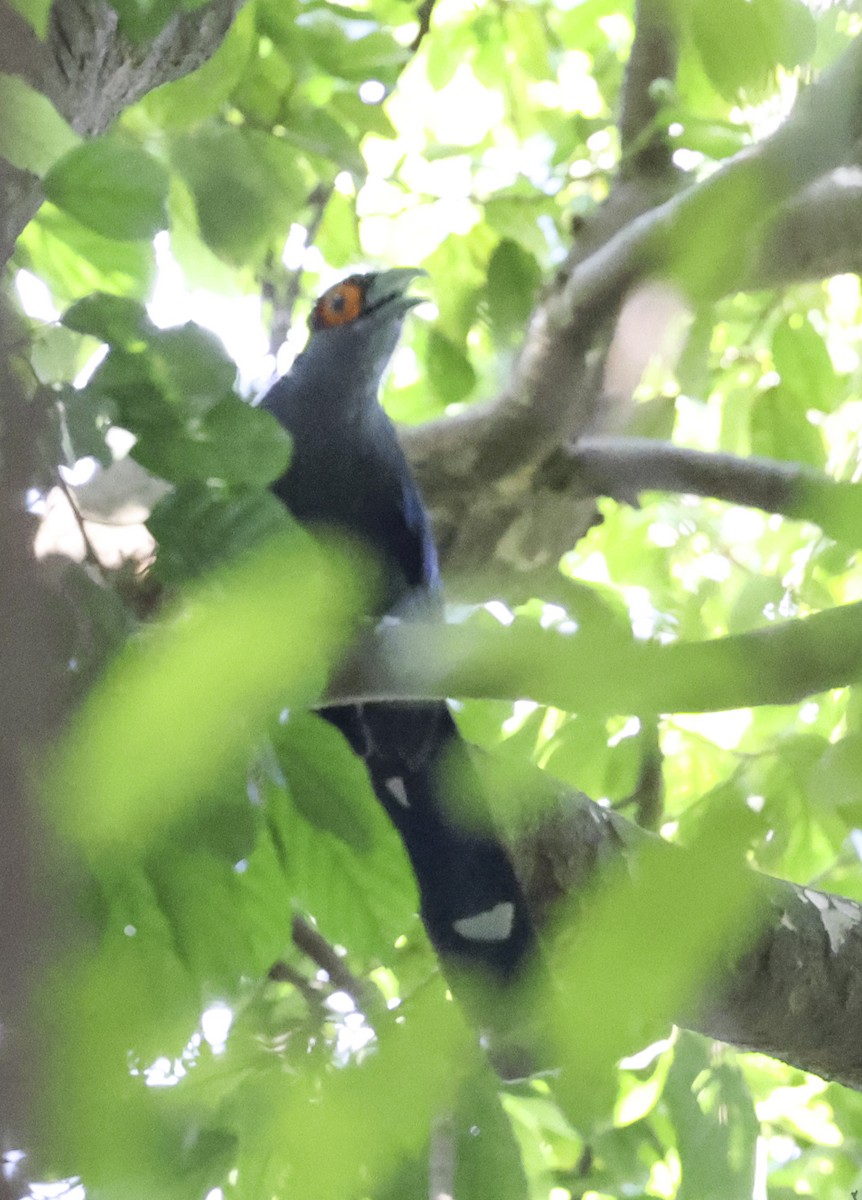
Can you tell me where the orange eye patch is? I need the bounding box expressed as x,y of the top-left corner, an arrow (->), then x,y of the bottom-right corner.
312,279 -> 365,329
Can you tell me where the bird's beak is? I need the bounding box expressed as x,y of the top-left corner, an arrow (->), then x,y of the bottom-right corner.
365,268 -> 428,315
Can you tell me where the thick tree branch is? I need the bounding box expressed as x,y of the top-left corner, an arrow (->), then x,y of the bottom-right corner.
502,779 -> 862,1090
42,0 -> 243,133
618,0 -> 678,176
327,599 -> 862,715
412,28 -> 862,465
750,164 -> 862,288
0,0 -> 242,267
544,437 -> 862,546
0,305 -> 90,1165
404,32 -> 862,586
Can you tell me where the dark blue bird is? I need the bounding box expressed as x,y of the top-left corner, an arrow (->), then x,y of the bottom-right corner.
261,269 -> 536,984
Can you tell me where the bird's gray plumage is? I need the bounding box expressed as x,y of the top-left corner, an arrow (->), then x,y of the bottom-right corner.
260,270 -> 536,984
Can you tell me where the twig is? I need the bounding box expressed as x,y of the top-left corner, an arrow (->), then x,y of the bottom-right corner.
291,914 -> 377,1012
54,468 -> 110,580
265,183 -> 334,357
268,959 -> 327,1016
410,0 -> 437,53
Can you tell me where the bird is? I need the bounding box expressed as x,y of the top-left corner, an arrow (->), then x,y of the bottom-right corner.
260,269 -> 538,989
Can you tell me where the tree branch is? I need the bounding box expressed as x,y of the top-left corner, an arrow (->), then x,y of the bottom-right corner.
618,0 -> 678,176
750,164 -> 862,288
505,779 -> 862,1090
404,32 -> 862,586
0,0 -> 242,267
291,915 -> 380,1015
543,436 -> 862,546
327,599 -> 862,716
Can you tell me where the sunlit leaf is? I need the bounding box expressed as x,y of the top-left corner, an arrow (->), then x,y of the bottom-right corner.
0,74 -> 80,174
44,138 -> 169,241
549,805 -> 762,1127
44,531 -> 373,849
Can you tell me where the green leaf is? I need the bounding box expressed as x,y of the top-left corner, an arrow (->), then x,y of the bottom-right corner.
7,0 -> 52,36
806,734 -> 862,822
671,116 -> 747,161
146,842 -> 291,991
486,238 -> 542,343
15,203 -> 156,302
230,44 -> 294,127
550,804 -> 762,1128
43,138 -> 169,240
266,756 -> 417,959
147,484 -> 292,585
454,1068 -> 529,1200
426,329 -> 477,405
316,188 -> 360,268
30,326 -> 94,387
83,319 -> 239,431
140,4 -> 258,130
690,0 -> 815,100
132,398 -> 292,487
297,13 -> 407,82
0,75 -> 80,173
258,984 -> 472,1200
749,384 -> 825,468
63,294 -> 153,347
280,107 -> 366,175
272,713 -> 379,852
107,0 -> 189,42
56,384 -> 117,466
44,530 -> 373,851
664,1035 -> 758,1200
330,91 -> 397,140
771,316 -> 840,413
502,6 -> 550,81
172,126 -> 307,263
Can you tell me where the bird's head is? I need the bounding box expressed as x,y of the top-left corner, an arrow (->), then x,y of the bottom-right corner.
291,268 -> 426,405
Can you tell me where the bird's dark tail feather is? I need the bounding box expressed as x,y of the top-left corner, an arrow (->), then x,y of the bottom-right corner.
322,700 -> 537,983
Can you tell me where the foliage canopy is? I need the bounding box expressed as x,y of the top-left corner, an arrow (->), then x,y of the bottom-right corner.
5,0 -> 862,1196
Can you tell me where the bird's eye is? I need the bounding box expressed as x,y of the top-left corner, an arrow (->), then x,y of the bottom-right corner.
312,280 -> 365,329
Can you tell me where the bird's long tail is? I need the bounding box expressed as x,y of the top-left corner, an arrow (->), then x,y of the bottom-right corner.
322,700 -> 537,982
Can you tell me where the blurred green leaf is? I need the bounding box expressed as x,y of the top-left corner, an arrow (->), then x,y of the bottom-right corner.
43,138 -> 169,240
426,328 -> 477,405
133,398 -> 292,487
772,316 -> 840,413
251,983 -> 472,1199
44,530 -> 372,850
266,744 -> 417,958
273,712 -> 380,851
147,484 -> 291,584
664,1035 -> 758,1200
690,0 -> 815,100
107,0 -> 203,42
486,238 -> 542,344
172,126 -> 307,263
750,384 -> 825,467
550,804 -> 762,1128
141,5 -> 258,130
0,74 -> 80,174
76,315 -> 240,433
280,107 -> 366,175
63,293 -> 153,346
15,202 -> 156,302
55,383 -> 117,465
